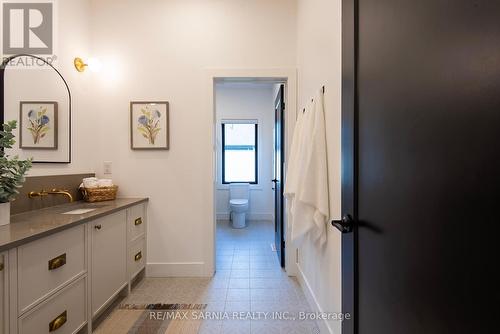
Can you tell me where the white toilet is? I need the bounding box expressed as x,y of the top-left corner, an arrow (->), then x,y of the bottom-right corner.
229,183 -> 250,228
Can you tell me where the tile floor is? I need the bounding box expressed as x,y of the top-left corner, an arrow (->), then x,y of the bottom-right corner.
95,220 -> 319,334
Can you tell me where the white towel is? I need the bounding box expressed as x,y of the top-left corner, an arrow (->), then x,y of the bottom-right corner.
284,106 -> 306,201
285,89 -> 329,247
97,179 -> 113,187
81,177 -> 113,188
82,177 -> 99,188
284,100 -> 312,239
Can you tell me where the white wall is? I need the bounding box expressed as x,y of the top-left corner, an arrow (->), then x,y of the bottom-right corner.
88,0 -> 297,276
295,0 -> 342,333
215,82 -> 275,221
3,0 -> 98,176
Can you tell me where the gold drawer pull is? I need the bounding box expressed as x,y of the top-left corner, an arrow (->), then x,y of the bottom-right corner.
49,310 -> 67,332
48,253 -> 66,271
134,217 -> 143,226
134,251 -> 142,262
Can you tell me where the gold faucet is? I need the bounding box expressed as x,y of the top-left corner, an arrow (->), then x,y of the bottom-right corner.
28,190 -> 49,198
48,189 -> 74,202
28,189 -> 74,202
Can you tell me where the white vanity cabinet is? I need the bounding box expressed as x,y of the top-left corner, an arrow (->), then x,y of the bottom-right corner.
1,200 -> 147,334
13,225 -> 88,334
91,210 -> 127,317
17,277 -> 87,334
127,204 -> 147,281
1,252 -> 7,334
17,225 -> 86,314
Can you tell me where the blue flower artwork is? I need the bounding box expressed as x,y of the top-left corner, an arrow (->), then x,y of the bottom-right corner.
27,106 -> 51,144
20,102 -> 58,149
130,102 -> 169,150
136,106 -> 162,145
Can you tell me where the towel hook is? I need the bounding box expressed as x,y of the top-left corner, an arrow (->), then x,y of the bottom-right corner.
303,86 -> 325,113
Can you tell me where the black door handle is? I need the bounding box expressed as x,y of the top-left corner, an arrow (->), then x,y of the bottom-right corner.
332,214 -> 354,233
271,179 -> 278,183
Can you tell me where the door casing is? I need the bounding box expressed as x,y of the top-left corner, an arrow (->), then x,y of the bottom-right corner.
205,69 -> 298,277
273,84 -> 285,267
341,0 -> 357,333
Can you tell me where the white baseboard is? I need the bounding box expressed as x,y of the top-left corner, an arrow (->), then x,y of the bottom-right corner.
146,262 -> 208,277
216,212 -> 274,221
296,264 -> 333,334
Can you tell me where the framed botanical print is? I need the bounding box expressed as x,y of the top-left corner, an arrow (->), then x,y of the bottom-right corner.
19,101 -> 58,149
130,101 -> 169,150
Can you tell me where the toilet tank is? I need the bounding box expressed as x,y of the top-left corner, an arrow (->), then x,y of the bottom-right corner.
229,183 -> 250,200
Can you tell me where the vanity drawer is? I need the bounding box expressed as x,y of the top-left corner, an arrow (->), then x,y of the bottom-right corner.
18,277 -> 86,334
128,237 -> 145,279
1,252 -> 6,334
127,204 -> 145,241
17,225 -> 86,314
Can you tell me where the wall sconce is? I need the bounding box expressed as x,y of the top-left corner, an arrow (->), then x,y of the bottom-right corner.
74,57 -> 102,73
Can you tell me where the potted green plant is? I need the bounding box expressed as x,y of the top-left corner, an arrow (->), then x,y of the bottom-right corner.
0,121 -> 32,226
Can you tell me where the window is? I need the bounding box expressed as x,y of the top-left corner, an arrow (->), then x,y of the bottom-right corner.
222,122 -> 258,184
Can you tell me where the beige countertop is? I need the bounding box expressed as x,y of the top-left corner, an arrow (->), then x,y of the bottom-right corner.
0,198 -> 148,252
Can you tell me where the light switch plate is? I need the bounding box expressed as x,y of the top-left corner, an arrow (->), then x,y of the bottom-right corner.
103,161 -> 112,175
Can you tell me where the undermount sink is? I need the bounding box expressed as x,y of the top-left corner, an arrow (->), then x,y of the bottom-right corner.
62,208 -> 98,215
62,203 -> 109,215
81,204 -> 109,208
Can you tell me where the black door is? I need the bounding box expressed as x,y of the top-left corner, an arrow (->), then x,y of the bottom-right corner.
341,1 -> 500,333
273,84 -> 285,267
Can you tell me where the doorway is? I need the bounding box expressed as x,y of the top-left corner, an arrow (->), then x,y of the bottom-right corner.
213,79 -> 287,271
205,69 -> 298,278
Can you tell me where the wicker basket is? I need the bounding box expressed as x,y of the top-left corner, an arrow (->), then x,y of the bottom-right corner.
81,185 -> 118,202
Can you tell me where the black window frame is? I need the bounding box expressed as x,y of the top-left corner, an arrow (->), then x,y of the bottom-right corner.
221,122 -> 258,184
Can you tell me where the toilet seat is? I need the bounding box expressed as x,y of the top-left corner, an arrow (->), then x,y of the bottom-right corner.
230,199 -> 248,206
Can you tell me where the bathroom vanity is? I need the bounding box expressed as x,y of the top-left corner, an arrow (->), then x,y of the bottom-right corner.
0,198 -> 148,334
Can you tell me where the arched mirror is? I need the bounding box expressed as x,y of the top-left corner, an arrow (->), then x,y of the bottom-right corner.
0,54 -> 71,163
